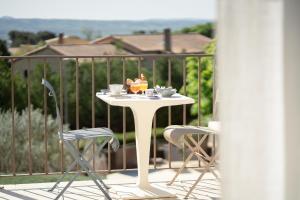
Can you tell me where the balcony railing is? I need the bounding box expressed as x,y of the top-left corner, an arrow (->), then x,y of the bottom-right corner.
0,53 -> 215,177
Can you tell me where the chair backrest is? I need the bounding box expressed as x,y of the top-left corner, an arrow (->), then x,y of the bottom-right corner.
41,79 -> 64,140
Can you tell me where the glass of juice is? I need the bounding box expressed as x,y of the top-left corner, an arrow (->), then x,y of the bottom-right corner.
140,80 -> 148,94
130,82 -> 140,94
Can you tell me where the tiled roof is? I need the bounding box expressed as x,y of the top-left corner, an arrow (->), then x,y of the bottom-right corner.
46,36 -> 89,45
25,44 -> 131,56
92,33 -> 211,53
50,44 -> 130,56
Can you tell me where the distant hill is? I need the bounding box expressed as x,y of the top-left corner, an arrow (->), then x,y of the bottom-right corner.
0,17 -> 211,41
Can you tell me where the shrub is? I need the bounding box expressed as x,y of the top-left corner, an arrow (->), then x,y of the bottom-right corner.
0,107 -> 71,174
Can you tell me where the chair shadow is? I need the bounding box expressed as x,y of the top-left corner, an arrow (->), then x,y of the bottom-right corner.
0,188 -> 36,200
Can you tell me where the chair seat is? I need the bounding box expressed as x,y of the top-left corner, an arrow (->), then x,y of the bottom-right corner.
62,127 -> 114,141
164,125 -> 218,149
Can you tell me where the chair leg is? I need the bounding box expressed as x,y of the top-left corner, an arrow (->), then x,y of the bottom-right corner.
168,152 -> 194,186
76,157 -> 112,200
184,170 -> 207,199
184,151 -> 219,198
49,141 -> 95,192
48,160 -> 77,192
54,172 -> 81,200
65,141 -> 112,200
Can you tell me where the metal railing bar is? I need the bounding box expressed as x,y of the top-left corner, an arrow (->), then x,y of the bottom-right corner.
1,53 -> 215,176
197,57 -> 202,167
107,58 -> 111,172
59,59 -> 64,174
182,58 -> 187,162
138,57 -> 141,76
11,60 -> 16,176
122,58 -> 127,170
91,58 -> 96,170
76,58 -> 80,170
0,53 -> 213,59
27,59 -> 32,175
197,57 -> 202,126
167,58 -> 172,169
43,58 -> 48,175
152,59 -> 157,169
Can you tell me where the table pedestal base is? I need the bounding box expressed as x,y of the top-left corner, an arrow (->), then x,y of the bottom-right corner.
113,184 -> 176,200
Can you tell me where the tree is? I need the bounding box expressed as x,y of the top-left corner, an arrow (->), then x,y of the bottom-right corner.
182,40 -> 216,125
0,39 -> 11,110
36,31 -> 56,41
8,30 -> 56,47
0,39 -> 10,56
9,30 -> 37,47
181,22 -> 215,38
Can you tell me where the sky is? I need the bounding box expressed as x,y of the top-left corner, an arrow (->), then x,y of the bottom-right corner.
0,0 -> 216,20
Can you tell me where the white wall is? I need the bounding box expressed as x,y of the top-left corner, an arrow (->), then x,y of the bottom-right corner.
218,0 -> 300,199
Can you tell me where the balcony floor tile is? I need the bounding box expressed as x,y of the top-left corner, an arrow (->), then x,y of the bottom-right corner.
0,168 -> 221,200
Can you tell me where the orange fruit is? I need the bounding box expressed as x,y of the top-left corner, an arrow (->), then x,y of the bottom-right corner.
126,78 -> 133,85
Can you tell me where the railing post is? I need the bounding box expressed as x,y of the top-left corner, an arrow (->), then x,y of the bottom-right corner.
168,58 -> 172,169
92,58 -> 96,170
197,57 -> 202,167
43,58 -> 48,175
59,58 -> 64,174
122,57 -> 127,170
197,57 -> 202,126
76,58 -> 80,170
11,60 -> 16,176
182,57 -> 187,163
107,58 -> 111,172
27,59 -> 32,175
152,59 -> 157,169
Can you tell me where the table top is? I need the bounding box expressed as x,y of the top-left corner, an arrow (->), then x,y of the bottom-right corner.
96,93 -> 195,108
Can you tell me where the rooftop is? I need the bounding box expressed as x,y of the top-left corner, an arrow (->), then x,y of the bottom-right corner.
45,35 -> 89,45
24,44 -> 132,57
92,33 -> 211,53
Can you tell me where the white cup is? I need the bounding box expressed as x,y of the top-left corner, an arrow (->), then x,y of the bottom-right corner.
109,84 -> 123,95
145,89 -> 154,97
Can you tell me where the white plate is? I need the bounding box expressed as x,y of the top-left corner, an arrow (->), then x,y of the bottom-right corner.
108,92 -> 127,97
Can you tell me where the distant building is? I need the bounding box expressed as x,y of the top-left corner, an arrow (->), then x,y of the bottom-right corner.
14,43 -> 131,73
91,31 -> 211,54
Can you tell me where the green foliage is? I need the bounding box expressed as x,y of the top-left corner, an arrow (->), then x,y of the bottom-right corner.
36,31 -> 56,41
0,54 -> 195,131
8,30 -> 56,47
0,39 -> 10,56
182,40 -> 216,122
0,107 -> 71,173
181,22 -> 214,38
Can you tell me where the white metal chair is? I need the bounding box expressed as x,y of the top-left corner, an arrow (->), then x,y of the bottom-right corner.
163,121 -> 220,199
42,79 -> 119,200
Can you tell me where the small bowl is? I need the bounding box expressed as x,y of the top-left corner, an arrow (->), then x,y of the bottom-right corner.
156,87 -> 177,97
109,84 -> 123,95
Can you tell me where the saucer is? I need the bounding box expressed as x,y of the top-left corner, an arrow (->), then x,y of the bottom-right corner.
108,92 -> 126,97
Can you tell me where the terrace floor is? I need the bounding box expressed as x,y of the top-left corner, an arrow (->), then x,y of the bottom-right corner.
0,167 -> 221,200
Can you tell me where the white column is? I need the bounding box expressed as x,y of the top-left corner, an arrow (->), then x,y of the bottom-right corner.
217,0 -> 284,200
218,0 -> 300,199
284,0 -> 300,199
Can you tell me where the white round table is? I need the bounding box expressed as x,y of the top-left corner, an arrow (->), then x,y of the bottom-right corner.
97,93 -> 194,199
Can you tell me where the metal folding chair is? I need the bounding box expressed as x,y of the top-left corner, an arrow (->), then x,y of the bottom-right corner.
42,79 -> 119,200
163,123 -> 220,198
